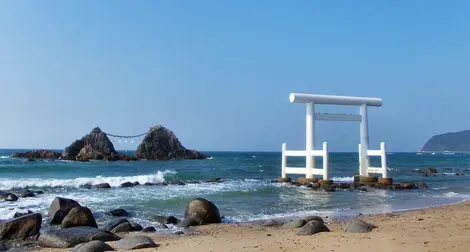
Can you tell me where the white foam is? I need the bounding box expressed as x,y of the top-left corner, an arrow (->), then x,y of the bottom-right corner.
331,176 -> 353,182
0,170 -> 176,190
0,156 -> 9,159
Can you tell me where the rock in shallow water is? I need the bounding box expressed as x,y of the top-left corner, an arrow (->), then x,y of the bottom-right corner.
184,198 -> 221,225
49,197 -> 82,225
106,209 -> 129,217
71,240 -> 115,252
38,226 -> 120,248
114,235 -> 157,250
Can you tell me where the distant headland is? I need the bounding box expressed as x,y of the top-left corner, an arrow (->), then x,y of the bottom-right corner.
421,129 -> 470,152
11,125 -> 207,161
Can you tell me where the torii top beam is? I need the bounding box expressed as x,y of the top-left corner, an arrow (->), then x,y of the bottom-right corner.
289,93 -> 383,107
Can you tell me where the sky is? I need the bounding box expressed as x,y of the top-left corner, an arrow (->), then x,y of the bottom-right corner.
0,1 -> 469,152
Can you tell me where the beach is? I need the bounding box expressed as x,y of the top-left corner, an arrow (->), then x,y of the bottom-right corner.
36,200 -> 470,252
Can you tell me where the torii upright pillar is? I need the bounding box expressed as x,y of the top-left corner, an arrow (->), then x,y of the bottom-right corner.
359,104 -> 370,176
306,102 -> 314,179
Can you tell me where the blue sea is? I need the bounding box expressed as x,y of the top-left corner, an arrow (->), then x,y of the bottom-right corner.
1,149 -> 469,232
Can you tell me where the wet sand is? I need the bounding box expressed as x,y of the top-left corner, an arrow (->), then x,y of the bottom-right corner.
40,200 -> 470,252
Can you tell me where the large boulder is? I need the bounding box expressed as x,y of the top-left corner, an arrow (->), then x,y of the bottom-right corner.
183,198 -> 221,225
49,197 -> 82,225
297,220 -> 330,235
114,235 -> 157,250
344,218 -> 376,233
0,213 -> 42,241
71,240 -> 115,252
135,125 -> 207,160
61,206 -> 98,228
38,226 -> 120,248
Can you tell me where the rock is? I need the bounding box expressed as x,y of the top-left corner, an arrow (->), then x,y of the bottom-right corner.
119,182 -> 134,188
344,219 -> 376,233
130,223 -> 143,231
302,216 -> 324,224
21,191 -> 35,198
142,227 -> 156,232
110,222 -> 134,233
71,240 -> 115,252
61,206 -> 98,228
25,158 -> 35,162
173,231 -> 185,235
5,193 -> 18,202
282,219 -> 307,228
149,215 -> 180,225
114,235 -> 157,250
261,219 -> 281,227
107,209 -> 129,217
132,181 -> 140,186
38,226 -> 120,248
424,168 -> 438,174
49,197 -> 82,225
0,213 -> 42,241
0,243 -> 6,251
297,220 -> 330,235
13,210 -> 33,218
11,149 -> 61,159
176,217 -> 199,228
61,127 -> 135,162
101,219 -> 129,232
135,125 -> 207,160
93,183 -> 111,189
184,198 -> 221,225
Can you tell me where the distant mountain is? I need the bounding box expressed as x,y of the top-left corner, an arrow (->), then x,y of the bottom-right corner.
422,130 -> 470,152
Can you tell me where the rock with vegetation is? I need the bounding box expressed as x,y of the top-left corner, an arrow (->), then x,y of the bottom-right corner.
135,125 -> 207,160
422,129 -> 470,152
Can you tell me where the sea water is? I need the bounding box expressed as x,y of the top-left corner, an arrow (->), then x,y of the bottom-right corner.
0,149 -> 469,231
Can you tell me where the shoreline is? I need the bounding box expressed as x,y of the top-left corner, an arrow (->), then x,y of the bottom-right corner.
36,199 -> 470,251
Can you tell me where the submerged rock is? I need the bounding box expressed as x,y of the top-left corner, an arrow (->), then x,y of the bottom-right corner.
107,209 -> 129,217
38,226 -> 120,248
135,125 -> 207,160
0,213 -> 42,241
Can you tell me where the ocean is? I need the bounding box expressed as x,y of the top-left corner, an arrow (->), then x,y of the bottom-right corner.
1,149 -> 469,232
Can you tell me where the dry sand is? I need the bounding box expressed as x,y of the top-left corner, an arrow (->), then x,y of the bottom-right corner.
40,200 -> 470,252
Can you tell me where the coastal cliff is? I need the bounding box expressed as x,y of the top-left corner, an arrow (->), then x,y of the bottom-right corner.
421,130 -> 470,152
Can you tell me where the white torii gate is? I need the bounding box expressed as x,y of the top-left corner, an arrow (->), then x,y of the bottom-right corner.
281,93 -> 388,180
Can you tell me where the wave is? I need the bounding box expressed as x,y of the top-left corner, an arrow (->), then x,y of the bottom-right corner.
0,170 -> 176,190
0,156 -> 10,159
331,176 -> 353,182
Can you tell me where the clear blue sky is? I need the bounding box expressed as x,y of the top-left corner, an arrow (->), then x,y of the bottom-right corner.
1,1 -> 469,152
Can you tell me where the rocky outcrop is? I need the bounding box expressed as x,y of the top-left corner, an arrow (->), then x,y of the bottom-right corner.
0,213 -> 42,241
62,127 -> 136,162
135,125 -> 207,160
11,150 -> 61,159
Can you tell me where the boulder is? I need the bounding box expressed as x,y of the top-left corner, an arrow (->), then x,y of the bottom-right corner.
424,167 -> 438,174
142,227 -> 156,232
135,125 -> 207,160
184,198 -> 221,225
0,213 -> 42,241
282,219 -> 307,229
110,222 -> 134,233
302,215 -> 324,224
114,235 -> 157,250
344,219 -> 376,233
119,182 -> 134,188
261,219 -> 282,227
101,219 -> 129,232
149,215 -> 180,225
93,183 -> 111,189
61,206 -> 97,228
176,217 -> 200,228
38,226 -> 120,248
297,220 -> 330,235
13,210 -> 33,218
21,190 -> 35,198
4,193 -> 18,202
106,209 -> 129,217
48,197 -> 82,225
71,240 -> 115,252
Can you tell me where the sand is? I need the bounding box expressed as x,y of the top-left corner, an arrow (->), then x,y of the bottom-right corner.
39,200 -> 470,252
